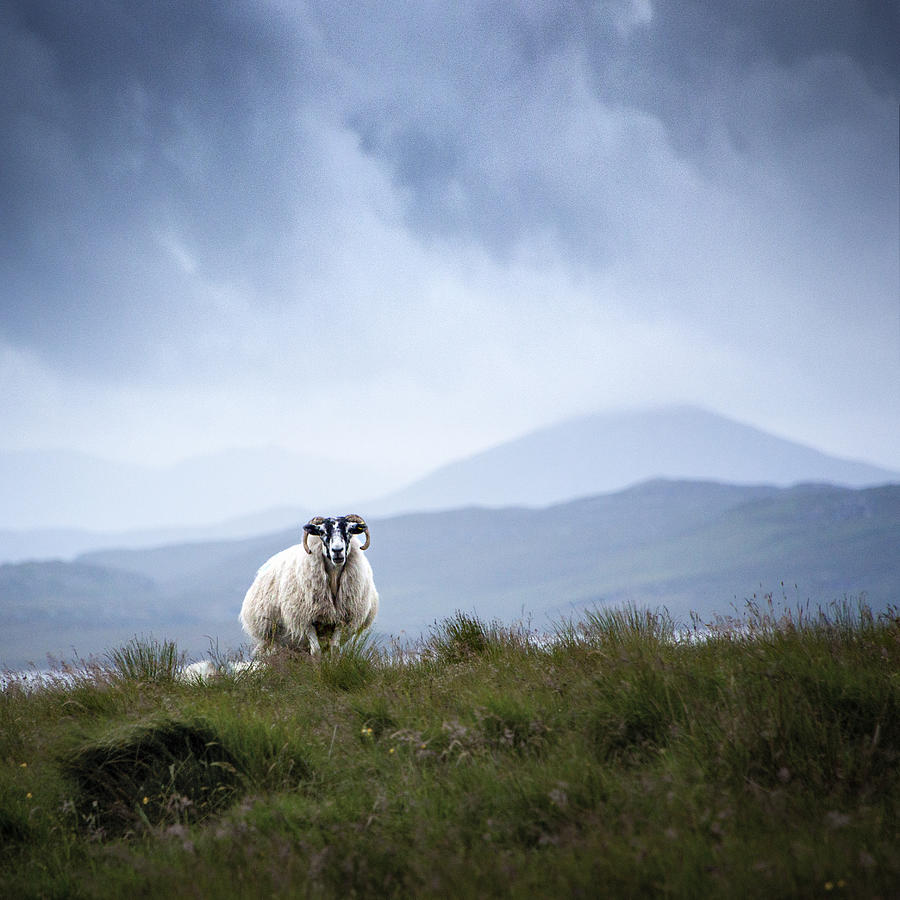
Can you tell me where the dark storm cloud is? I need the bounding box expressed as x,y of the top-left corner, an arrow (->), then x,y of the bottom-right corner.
321,1 -> 898,257
603,1 -> 899,212
0,0 -> 324,374
0,0 -> 897,378
607,0 -> 899,140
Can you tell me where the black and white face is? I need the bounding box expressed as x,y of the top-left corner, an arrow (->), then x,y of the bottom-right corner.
303,516 -> 367,566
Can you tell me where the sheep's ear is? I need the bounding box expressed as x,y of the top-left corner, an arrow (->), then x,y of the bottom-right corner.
347,521 -> 367,535
303,523 -> 323,535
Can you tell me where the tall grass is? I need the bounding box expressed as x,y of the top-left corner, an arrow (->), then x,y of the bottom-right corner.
105,635 -> 183,683
1,599 -> 898,898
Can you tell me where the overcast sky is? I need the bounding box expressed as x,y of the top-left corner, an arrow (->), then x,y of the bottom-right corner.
1,0 -> 898,481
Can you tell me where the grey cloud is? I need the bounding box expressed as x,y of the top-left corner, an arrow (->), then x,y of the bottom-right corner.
603,0 -> 899,150
0,0 -> 896,412
1,1 -> 328,376
328,1 -> 898,262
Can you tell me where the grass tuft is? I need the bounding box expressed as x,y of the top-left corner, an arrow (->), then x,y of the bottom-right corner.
318,631 -> 379,692
105,636 -> 184,684
573,601 -> 677,649
426,611 -> 493,663
61,718 -> 243,835
424,611 -> 535,664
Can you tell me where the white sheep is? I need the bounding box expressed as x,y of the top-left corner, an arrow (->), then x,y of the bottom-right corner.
239,514 -> 379,656
179,658 -> 258,682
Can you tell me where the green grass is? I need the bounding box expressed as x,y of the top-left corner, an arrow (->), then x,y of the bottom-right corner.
105,636 -> 184,684
1,599 -> 898,898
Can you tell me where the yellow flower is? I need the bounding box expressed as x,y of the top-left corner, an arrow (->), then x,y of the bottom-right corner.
389,747 -> 395,754
143,796 -> 149,805
19,762 -> 27,768
26,792 -> 32,799
825,883 -> 834,891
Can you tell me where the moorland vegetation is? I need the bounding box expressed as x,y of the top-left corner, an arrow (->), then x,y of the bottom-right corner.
1,598 -> 898,898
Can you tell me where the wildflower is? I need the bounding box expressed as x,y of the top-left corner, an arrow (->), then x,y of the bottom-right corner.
389,747 -> 395,754
143,796 -> 149,805
19,763 -> 27,768
26,792 -> 32,799
420,743 -> 426,750
825,883 -> 834,891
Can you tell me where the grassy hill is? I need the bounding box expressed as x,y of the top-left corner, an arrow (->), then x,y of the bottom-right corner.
1,602 -> 898,897
1,479 -> 898,668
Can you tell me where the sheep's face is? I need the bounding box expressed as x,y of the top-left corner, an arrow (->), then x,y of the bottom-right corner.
303,516 -> 368,566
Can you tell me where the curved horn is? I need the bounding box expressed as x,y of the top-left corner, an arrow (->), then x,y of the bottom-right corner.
302,516 -> 325,555
345,514 -> 370,551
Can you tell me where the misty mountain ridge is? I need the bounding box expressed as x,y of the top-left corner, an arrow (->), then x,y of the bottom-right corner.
1,406 -> 895,565
368,406 -> 898,516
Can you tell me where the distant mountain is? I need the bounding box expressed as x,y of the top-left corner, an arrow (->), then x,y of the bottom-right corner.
369,407 -> 898,515
3,479 -> 898,669
4,407 -> 895,561
0,445 -> 399,532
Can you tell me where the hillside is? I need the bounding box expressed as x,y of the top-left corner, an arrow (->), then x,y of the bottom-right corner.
0,561 -> 163,626
1,606 -> 898,897
2,479 -> 897,669
369,406 -> 899,515
365,481 -> 900,635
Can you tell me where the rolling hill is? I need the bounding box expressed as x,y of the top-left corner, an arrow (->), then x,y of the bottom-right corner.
2,479 -> 897,669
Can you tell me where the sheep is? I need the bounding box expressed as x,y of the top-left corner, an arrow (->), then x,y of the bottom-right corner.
239,514 -> 379,656
179,658 -> 258,683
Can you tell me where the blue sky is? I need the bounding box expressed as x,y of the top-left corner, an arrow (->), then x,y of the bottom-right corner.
1,1 -> 898,477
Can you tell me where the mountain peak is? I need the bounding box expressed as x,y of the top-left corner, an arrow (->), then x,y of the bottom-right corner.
369,406 -> 898,516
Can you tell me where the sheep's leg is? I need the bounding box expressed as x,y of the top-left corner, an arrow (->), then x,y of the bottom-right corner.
331,626 -> 343,653
306,627 -> 321,657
